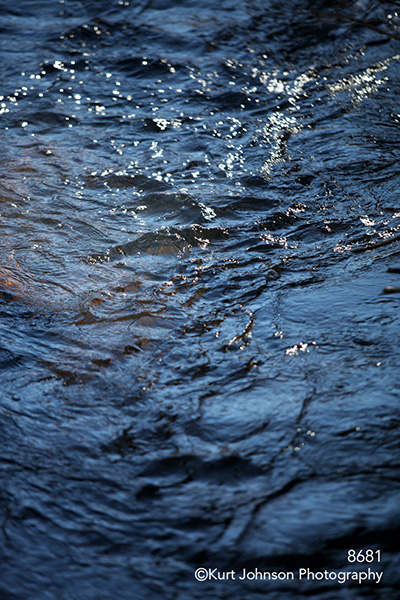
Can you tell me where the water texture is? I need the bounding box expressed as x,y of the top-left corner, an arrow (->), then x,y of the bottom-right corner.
0,1 -> 399,598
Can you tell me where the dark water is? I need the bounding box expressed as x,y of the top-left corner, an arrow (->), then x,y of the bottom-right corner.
1,1 -> 400,598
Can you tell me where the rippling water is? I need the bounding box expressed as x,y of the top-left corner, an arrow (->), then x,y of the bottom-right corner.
1,1 -> 400,598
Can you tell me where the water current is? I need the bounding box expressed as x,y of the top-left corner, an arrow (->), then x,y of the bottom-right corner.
0,1 -> 400,598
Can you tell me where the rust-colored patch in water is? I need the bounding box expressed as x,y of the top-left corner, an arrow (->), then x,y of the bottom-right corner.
0,271 -> 18,300
0,263 -> 27,302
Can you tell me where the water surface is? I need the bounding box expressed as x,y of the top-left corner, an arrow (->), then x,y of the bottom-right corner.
1,1 -> 400,598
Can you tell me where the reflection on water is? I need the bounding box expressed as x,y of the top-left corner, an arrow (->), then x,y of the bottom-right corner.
1,1 -> 400,598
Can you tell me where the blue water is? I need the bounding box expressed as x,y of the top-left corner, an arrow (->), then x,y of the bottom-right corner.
0,1 -> 399,598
